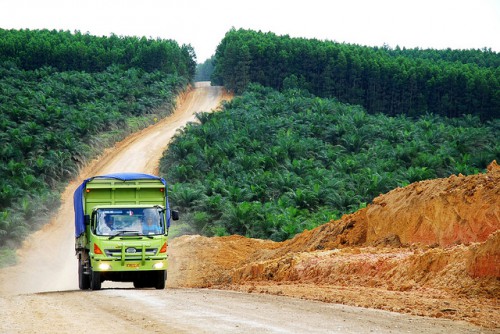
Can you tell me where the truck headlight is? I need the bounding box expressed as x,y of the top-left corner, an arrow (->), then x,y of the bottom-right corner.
153,262 -> 164,269
99,263 -> 112,270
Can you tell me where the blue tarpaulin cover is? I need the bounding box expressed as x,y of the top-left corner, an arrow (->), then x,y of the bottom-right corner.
73,173 -> 170,237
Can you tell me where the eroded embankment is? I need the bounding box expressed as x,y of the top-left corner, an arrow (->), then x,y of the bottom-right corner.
168,161 -> 499,328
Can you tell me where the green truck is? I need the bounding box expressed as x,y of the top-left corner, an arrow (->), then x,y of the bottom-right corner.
74,173 -> 178,290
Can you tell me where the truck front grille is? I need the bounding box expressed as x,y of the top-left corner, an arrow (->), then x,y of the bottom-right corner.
104,248 -> 158,257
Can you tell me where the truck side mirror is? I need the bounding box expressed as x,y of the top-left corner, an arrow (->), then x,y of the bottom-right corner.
171,210 -> 179,221
84,215 -> 90,226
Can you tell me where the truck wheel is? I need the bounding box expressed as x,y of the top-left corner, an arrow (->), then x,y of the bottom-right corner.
90,270 -> 102,290
133,278 -> 145,289
78,261 -> 90,290
154,270 -> 167,289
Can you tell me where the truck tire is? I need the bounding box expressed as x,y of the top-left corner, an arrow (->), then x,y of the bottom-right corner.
133,278 -> 145,289
154,270 -> 167,289
78,261 -> 90,290
90,270 -> 102,290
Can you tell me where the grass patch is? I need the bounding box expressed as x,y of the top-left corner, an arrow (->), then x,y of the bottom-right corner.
0,247 -> 17,268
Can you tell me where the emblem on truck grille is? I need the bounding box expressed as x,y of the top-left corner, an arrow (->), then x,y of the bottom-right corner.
126,247 -> 137,253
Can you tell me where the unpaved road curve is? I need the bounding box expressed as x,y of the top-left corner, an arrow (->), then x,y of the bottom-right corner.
0,82 -> 493,334
0,81 -> 228,295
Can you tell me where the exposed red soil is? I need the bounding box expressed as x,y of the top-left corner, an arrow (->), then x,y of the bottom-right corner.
169,161 -> 500,328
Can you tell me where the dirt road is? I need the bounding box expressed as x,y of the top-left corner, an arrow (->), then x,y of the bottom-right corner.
2,288 -> 492,334
0,82 -> 494,333
0,81 -> 227,296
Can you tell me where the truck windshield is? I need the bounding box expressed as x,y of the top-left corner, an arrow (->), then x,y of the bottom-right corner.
95,208 -> 164,236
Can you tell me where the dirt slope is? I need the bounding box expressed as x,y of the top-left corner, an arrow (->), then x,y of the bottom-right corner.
169,161 -> 500,328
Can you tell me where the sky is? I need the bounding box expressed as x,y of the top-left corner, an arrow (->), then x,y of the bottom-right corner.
1,0 -> 499,62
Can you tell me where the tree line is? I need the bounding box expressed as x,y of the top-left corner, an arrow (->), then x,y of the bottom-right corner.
0,28 -> 196,76
159,84 -> 499,241
0,29 -> 194,262
211,29 -> 499,120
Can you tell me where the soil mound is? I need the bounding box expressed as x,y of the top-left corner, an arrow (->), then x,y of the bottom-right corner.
169,162 -> 499,328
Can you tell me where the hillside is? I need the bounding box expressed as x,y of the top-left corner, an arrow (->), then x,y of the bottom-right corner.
160,85 -> 499,242
168,161 -> 499,328
0,29 -> 195,258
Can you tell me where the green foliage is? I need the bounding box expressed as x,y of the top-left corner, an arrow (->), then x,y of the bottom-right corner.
160,85 -> 499,241
195,56 -> 215,82
0,28 -> 196,77
0,29 -> 194,251
212,28 -> 500,120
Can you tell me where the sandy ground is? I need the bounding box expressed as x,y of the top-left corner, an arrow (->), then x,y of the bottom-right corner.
1,288 -> 494,334
0,82 -> 497,333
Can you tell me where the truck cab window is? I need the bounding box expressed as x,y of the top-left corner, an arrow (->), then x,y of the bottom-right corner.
96,211 -> 114,235
141,208 -> 163,235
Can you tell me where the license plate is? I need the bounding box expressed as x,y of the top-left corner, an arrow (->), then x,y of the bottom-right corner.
126,263 -> 139,268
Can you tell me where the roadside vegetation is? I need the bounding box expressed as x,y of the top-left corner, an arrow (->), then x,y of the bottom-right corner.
162,29 -> 499,240
160,84 -> 499,240
0,29 -> 195,266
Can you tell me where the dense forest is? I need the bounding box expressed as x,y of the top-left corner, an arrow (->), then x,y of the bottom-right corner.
0,29 -> 195,263
0,28 -> 196,75
211,29 -> 499,120
159,84 -> 499,240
